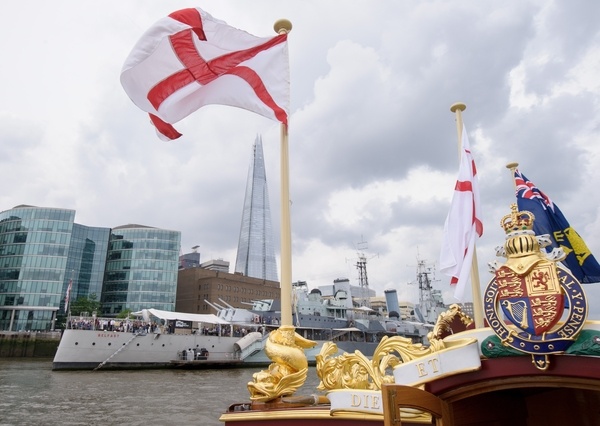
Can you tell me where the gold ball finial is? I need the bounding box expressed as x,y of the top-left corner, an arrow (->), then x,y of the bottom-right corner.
274,19 -> 292,34
506,162 -> 519,170
450,102 -> 466,113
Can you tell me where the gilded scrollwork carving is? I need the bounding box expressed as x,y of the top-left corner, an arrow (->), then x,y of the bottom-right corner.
316,305 -> 474,391
316,335 -> 428,391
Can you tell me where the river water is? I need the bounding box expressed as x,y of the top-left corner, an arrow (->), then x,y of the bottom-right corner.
0,358 -> 322,426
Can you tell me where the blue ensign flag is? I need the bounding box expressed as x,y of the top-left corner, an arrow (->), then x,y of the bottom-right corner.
514,169 -> 600,283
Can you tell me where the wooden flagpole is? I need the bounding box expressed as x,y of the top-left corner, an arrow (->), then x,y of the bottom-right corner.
275,19 -> 293,326
450,102 -> 484,328
506,162 -> 519,189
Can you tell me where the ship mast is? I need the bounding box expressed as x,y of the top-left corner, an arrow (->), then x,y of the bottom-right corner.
354,239 -> 374,308
409,256 -> 443,324
416,259 -> 434,316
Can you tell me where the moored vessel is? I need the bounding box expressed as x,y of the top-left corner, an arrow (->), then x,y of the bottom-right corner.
52,278 -> 431,370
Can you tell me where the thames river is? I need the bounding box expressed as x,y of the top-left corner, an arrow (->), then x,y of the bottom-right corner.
0,359 -> 322,426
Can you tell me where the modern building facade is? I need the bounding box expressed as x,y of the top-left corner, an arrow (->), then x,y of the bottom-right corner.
234,136 -> 279,282
68,224 -> 111,301
200,259 -> 229,273
0,205 -> 109,331
101,224 -> 181,316
179,250 -> 200,269
0,205 -> 181,331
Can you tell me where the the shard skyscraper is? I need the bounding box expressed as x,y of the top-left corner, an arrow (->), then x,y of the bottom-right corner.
234,135 -> 279,282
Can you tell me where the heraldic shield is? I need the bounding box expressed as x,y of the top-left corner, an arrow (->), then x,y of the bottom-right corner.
485,204 -> 588,370
496,262 -> 565,336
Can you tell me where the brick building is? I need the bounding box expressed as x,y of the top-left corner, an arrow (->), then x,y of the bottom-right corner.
176,266 -> 280,314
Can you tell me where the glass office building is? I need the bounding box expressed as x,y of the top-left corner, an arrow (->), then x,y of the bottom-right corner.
67,224 -> 110,302
0,205 -> 180,330
102,224 -> 180,315
235,136 -> 279,282
0,206 -> 109,331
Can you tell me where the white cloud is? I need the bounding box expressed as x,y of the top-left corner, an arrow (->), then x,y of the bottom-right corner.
2,0 -> 600,318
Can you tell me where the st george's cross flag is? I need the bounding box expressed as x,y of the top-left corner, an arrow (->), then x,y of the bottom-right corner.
120,8 -> 290,140
514,169 -> 600,283
64,279 -> 73,313
440,125 -> 483,300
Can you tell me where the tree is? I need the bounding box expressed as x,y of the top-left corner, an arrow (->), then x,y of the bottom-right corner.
69,294 -> 101,316
117,309 -> 133,319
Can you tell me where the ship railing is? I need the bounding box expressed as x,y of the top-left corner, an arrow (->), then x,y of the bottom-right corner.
176,347 -> 210,361
66,315 -> 159,334
330,328 -> 366,342
175,350 -> 242,362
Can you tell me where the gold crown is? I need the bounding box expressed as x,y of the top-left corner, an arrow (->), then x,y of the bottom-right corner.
501,203 -> 535,234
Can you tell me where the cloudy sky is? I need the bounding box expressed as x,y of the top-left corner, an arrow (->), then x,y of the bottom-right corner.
2,1 -> 600,314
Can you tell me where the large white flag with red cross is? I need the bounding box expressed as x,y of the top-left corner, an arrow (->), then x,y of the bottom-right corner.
121,8 -> 289,140
439,124 -> 483,301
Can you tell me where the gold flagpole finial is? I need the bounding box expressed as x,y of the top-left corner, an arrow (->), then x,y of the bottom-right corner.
450,102 -> 466,113
274,19 -> 292,34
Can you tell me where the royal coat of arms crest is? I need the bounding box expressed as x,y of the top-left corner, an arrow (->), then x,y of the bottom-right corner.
485,204 -> 588,370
